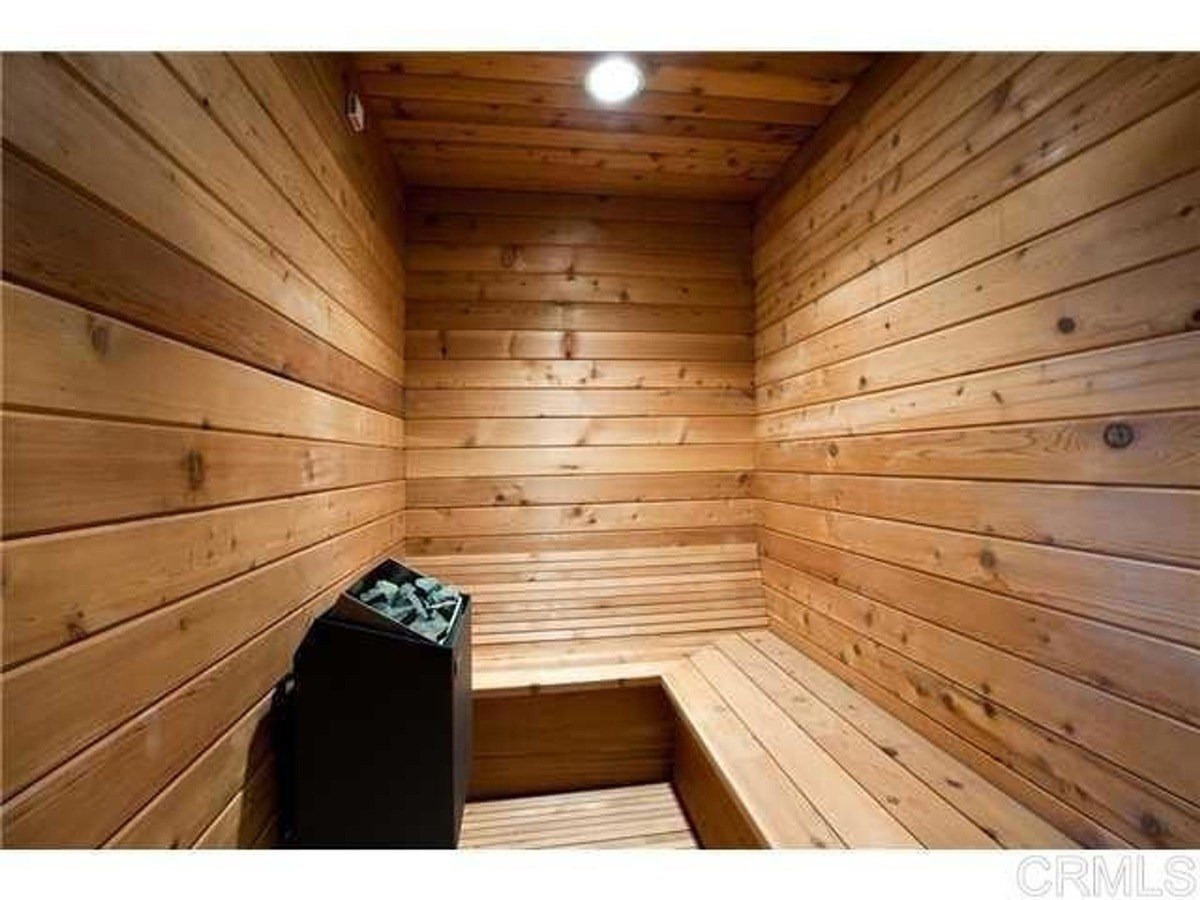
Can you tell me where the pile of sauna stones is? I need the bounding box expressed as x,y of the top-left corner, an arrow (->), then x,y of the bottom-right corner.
356,574 -> 464,644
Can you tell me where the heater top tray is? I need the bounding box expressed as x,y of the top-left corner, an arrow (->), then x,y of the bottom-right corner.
330,558 -> 469,647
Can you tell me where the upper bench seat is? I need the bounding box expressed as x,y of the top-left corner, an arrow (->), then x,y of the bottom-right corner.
409,544 -> 767,646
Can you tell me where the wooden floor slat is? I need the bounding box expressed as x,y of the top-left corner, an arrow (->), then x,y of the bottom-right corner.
460,783 -> 698,849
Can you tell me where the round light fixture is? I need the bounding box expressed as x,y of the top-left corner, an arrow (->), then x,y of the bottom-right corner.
585,56 -> 644,105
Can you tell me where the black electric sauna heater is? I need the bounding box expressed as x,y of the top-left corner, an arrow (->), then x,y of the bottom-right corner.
289,559 -> 472,848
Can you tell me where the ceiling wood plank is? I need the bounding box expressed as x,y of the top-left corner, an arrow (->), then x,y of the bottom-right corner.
379,119 -> 793,162
359,72 -> 830,125
365,97 -> 813,144
393,158 -> 766,200
388,141 -> 779,180
354,52 -> 858,104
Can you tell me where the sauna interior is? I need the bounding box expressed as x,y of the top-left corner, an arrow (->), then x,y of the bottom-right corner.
2,50 -> 1198,851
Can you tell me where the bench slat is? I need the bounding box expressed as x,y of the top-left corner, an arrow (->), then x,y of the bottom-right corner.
714,634 -> 998,847
662,660 -> 842,848
743,630 -> 1076,848
690,644 -> 920,847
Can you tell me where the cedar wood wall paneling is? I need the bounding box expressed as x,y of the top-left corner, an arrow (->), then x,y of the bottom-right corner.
402,187 -> 766,643
1,52 -> 406,848
5,48 -> 1198,852
753,52 -> 1200,848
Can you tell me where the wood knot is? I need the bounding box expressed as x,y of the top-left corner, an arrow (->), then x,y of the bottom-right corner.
1140,812 -> 1165,838
184,449 -> 206,490
499,244 -> 520,268
992,78 -> 1014,111
826,442 -> 839,458
1056,315 -> 1076,334
1103,421 -> 1135,450
87,318 -> 111,357
979,548 -> 997,570
65,610 -> 88,642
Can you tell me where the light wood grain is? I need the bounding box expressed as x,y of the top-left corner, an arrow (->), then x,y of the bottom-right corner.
405,187 -> 760,645
755,55 -> 1200,848
353,53 -> 879,197
460,783 -> 697,849
1,52 -> 405,850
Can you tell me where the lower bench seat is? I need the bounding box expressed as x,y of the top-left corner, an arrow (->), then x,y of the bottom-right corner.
472,631 -> 728,695
472,630 -> 1077,849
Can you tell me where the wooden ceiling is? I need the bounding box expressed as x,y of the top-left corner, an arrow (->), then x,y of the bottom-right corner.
351,53 -> 879,200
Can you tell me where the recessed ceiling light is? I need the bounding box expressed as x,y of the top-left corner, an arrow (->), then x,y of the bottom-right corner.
585,56 -> 644,105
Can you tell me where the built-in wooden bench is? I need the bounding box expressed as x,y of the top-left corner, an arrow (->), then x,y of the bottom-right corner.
471,630 -> 1077,849
420,546 -> 772,809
